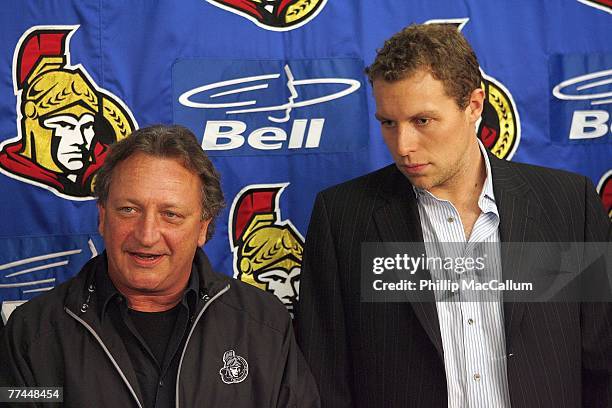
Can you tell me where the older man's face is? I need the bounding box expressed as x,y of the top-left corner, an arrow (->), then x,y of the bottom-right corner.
98,152 -> 209,297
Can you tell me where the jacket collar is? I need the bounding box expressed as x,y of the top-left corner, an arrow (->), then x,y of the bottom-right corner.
62,248 -> 227,407
64,247 -> 228,324
94,254 -> 201,324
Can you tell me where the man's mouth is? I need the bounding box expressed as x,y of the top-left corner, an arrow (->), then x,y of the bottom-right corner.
401,163 -> 429,174
128,252 -> 164,265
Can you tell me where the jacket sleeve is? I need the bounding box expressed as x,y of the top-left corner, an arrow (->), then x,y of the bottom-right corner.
580,176 -> 612,407
295,193 -> 354,407
0,311 -> 37,388
275,319 -> 321,408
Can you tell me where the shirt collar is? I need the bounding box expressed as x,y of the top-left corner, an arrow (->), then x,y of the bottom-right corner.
96,253 -> 200,322
477,139 -> 498,215
412,139 -> 498,214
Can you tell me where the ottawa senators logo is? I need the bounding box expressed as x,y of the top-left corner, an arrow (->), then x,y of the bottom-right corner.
577,0 -> 612,13
229,183 -> 304,315
478,72 -> 521,160
219,350 -> 249,384
0,26 -> 137,200
596,170 -> 612,221
206,0 -> 327,31
425,18 -> 521,160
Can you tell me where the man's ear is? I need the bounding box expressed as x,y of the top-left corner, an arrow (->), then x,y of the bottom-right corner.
97,202 -> 106,237
198,218 -> 212,247
467,88 -> 485,123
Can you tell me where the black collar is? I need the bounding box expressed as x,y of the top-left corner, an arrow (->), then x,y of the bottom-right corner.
95,252 -> 200,322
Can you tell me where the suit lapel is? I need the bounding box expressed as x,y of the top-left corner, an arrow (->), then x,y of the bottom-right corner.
370,158 -> 549,359
372,166 -> 444,358
490,155 -> 543,351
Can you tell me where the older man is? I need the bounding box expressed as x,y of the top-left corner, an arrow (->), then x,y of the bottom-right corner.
1,125 -> 319,407
296,24 -> 611,407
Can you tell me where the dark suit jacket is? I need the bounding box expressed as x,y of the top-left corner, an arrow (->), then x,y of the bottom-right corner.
296,156 -> 611,408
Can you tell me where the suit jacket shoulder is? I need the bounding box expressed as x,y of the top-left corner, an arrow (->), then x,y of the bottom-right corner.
318,164 -> 397,203
489,155 -> 609,242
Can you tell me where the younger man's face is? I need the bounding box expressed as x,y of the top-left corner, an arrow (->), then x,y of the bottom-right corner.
373,69 -> 484,196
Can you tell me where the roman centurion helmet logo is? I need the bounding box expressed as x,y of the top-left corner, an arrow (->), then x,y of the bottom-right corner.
597,170 -> 612,221
229,183 -> 304,315
478,73 -> 520,160
219,350 -> 249,384
0,26 -> 137,200
206,0 -> 327,31
425,18 -> 521,160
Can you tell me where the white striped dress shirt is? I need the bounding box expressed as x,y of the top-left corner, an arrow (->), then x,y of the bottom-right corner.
414,141 -> 511,408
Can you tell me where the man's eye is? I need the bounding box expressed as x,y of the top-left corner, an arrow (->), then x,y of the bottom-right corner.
415,118 -> 430,126
118,207 -> 135,214
380,120 -> 396,128
163,211 -> 180,219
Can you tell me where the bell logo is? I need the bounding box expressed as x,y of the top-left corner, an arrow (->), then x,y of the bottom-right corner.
203,119 -> 324,150
552,67 -> 612,140
568,111 -> 610,140
173,59 -> 367,156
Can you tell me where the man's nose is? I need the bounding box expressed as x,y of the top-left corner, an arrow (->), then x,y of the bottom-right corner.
133,212 -> 161,246
394,125 -> 419,156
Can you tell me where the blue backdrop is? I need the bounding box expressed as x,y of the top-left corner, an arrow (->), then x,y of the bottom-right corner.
1,0 -> 610,321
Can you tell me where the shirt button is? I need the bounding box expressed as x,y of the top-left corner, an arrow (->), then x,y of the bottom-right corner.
467,318 -> 474,325
473,373 -> 481,381
447,217 -> 455,223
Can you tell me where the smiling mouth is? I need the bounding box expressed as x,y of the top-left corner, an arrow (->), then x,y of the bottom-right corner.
128,252 -> 164,265
133,253 -> 160,259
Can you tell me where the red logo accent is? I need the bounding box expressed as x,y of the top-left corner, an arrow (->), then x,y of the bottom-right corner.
598,171 -> 612,221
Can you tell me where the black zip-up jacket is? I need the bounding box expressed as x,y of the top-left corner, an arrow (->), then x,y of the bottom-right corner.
0,249 -> 320,408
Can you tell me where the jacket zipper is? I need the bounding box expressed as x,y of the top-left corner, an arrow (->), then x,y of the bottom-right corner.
175,284 -> 230,408
65,307 -> 144,408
